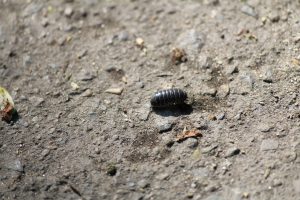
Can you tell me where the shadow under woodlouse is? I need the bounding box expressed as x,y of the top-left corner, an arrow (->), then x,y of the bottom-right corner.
152,103 -> 193,117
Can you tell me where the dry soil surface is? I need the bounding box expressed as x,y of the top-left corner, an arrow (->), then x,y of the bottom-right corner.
1,0 -> 300,200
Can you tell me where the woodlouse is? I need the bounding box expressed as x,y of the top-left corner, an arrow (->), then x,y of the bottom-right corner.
150,88 -> 188,107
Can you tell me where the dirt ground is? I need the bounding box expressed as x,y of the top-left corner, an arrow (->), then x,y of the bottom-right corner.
1,0 -> 300,199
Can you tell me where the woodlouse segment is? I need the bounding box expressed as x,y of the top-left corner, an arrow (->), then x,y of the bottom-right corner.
150,88 -> 187,107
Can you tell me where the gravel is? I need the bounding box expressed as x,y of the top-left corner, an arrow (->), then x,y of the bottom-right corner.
1,0 -> 299,199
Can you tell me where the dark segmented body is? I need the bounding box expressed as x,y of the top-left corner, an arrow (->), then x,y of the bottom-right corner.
150,88 -> 187,107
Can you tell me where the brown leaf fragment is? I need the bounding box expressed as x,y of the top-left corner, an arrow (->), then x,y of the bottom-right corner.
176,128 -> 202,142
1,102 -> 14,122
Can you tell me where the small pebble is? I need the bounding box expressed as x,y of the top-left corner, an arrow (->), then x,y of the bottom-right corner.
23,55 -> 32,67
118,31 -> 129,41
105,87 -> 123,95
64,7 -> 73,17
158,123 -> 173,133
77,49 -> 88,59
41,18 -> 49,27
258,123 -> 271,132
216,113 -> 225,120
136,37 -> 144,47
76,69 -> 95,81
198,56 -> 213,69
241,4 -> 258,18
269,12 -> 280,23
262,67 -> 273,83
224,147 -> 240,158
272,179 -> 283,187
41,149 -> 50,158
137,179 -> 149,188
225,65 -> 238,75
185,138 -> 199,149
57,36 -> 66,46
82,89 -> 93,97
217,84 -> 230,98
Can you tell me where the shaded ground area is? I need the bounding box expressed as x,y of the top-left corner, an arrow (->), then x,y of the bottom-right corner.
1,0 -> 300,199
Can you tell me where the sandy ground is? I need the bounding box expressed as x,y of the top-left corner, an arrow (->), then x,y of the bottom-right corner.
1,0 -> 300,199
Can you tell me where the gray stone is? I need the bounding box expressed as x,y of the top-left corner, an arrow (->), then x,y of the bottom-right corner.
184,138 -> 199,149
217,84 -> 230,98
230,73 -> 255,95
261,66 -> 273,83
272,179 -> 283,187
205,184 -> 218,192
269,12 -> 280,23
57,37 -> 66,46
224,147 -> 240,158
118,31 -> 129,41
225,65 -> 238,75
137,81 -> 144,88
258,123 -> 272,132
77,49 -> 88,59
240,4 -> 258,18
5,159 -> 24,172
158,122 -> 173,133
202,86 -> 217,96
137,179 -> 149,188
216,113 -> 225,120
23,55 -> 32,67
76,69 -> 95,81
41,149 -> 50,158
197,56 -> 213,69
293,179 -> 300,193
127,182 -> 135,188
41,18 -> 49,27
260,139 -> 278,151
176,29 -> 206,58
81,89 -> 93,97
